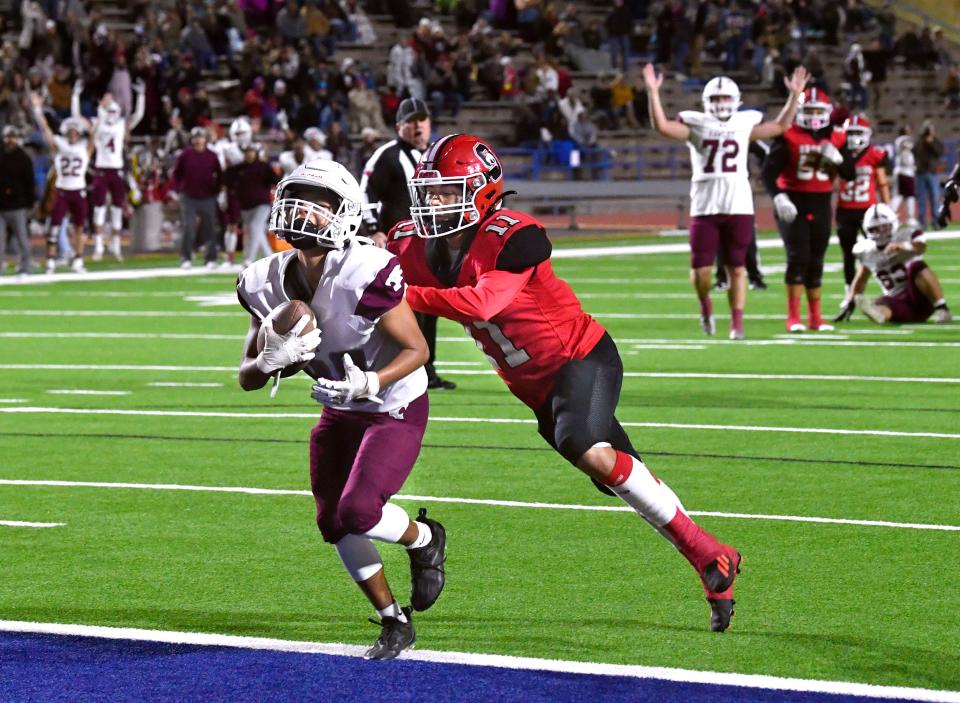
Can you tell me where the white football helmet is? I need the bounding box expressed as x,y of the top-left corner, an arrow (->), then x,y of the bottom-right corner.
59,117 -> 86,138
702,76 -> 741,120
270,159 -> 362,250
861,203 -> 898,248
304,127 -> 326,147
229,117 -> 253,148
103,100 -> 122,126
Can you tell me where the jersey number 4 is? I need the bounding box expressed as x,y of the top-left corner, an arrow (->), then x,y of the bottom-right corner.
702,139 -> 739,173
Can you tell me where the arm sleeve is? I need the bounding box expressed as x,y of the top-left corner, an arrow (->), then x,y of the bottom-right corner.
406,268 -> 535,323
761,137 -> 788,196
496,225 -> 552,272
836,144 -> 857,181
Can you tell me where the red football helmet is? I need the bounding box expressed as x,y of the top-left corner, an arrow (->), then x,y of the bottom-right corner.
843,113 -> 872,150
408,134 -> 504,238
796,88 -> 833,131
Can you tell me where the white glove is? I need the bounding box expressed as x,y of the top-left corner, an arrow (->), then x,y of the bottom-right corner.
852,238 -> 877,255
217,191 -> 228,211
255,314 -> 321,373
820,141 -> 843,165
73,80 -> 83,95
311,354 -> 381,405
773,193 -> 798,224
133,78 -> 146,94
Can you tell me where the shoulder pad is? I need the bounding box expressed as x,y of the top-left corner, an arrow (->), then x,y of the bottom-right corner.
388,219 -> 418,242
677,111 -> 705,128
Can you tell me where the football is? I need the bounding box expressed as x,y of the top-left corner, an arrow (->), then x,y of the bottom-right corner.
257,299 -> 316,377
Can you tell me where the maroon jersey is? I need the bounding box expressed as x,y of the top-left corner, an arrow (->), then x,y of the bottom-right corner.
776,125 -> 848,194
837,146 -> 887,210
388,208 -> 606,409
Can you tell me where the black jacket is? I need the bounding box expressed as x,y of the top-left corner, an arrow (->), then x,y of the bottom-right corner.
0,146 -> 36,211
359,138 -> 422,234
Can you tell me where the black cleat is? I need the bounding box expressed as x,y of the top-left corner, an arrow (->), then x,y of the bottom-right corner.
749,278 -> 768,290
427,374 -> 457,390
408,507 -> 446,611
708,598 -> 735,632
364,606 -> 415,660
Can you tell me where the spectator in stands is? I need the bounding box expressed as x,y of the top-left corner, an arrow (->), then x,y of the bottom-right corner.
426,54 -> 462,119
606,0 -> 631,71
181,18 -> 217,71
721,0 -> 748,71
0,126 -> 35,277
914,120 -> 945,229
609,72 -> 639,129
843,43 -> 867,110
171,126 -> 222,268
325,120 -> 351,162
348,78 -> 388,133
163,109 -> 190,157
352,125 -> 381,179
946,65 -> 960,112
862,39 -> 889,112
276,0 -> 307,44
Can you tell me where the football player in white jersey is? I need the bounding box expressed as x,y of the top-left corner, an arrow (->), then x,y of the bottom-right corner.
30,92 -> 95,274
77,81 -> 145,262
236,159 -> 446,660
643,64 -> 810,339
215,118 -> 255,266
837,203 -> 951,324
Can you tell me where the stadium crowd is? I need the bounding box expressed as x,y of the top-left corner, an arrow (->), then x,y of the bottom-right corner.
0,0 -> 959,275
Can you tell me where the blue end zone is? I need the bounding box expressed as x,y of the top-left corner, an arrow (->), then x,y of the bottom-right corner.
0,632 -> 929,703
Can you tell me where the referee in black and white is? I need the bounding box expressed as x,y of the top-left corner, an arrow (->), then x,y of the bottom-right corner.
361,97 -> 455,390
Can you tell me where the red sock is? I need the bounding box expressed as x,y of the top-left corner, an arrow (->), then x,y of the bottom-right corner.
731,309 -> 743,331
809,298 -> 822,324
603,450 -> 633,487
661,510 -> 723,574
699,296 -> 713,318
787,295 -> 801,321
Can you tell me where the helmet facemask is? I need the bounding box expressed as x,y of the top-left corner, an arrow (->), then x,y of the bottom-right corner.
846,127 -> 870,150
270,182 -> 360,250
797,104 -> 831,130
863,205 -> 898,248
408,170 -> 484,239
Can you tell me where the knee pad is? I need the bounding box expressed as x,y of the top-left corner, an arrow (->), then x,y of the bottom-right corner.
93,206 -> 107,227
46,228 -> 59,246
110,206 -> 123,231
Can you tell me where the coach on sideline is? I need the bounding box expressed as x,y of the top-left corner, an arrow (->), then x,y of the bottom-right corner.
171,126 -> 223,269
0,126 -> 36,277
360,97 -> 455,390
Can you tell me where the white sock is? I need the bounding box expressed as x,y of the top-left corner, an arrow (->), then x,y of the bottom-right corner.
934,298 -> 947,308
334,533 -> 383,582
605,450 -> 683,527
405,520 -> 432,550
377,601 -> 407,623
362,502 -> 409,544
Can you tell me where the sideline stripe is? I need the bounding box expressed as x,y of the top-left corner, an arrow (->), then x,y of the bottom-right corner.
0,479 -> 957,532
1,364 -> 958,386
0,520 -> 64,528
1,407 -> 958,440
0,620 -> 956,702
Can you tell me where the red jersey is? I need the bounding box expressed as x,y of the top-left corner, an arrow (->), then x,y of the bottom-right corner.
776,125 -> 848,194
837,146 -> 888,210
387,208 -> 606,409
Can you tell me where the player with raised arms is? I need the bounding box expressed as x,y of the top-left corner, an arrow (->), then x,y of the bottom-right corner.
76,81 -> 145,262
30,92 -> 94,274
643,64 -> 809,339
388,134 -> 742,632
236,159 -> 446,660
838,203 -> 951,324
762,88 -> 857,332
833,113 -> 890,320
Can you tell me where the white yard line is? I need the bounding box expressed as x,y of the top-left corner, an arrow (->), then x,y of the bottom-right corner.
45,390 -> 130,396
0,332 -> 244,340
0,479 -> 957,532
0,622 -> 957,702
0,310 -> 235,317
0,267 -> 240,286
2,364 -> 959,386
0,520 -> 64,528
0,407 -> 957,440
0,399 -> 27,403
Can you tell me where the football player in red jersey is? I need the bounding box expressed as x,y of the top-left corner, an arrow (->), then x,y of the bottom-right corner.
387,134 -> 743,633
834,114 -> 891,322
762,88 -> 856,332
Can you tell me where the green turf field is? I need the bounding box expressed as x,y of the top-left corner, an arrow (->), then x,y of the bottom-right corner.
1,234 -> 958,693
